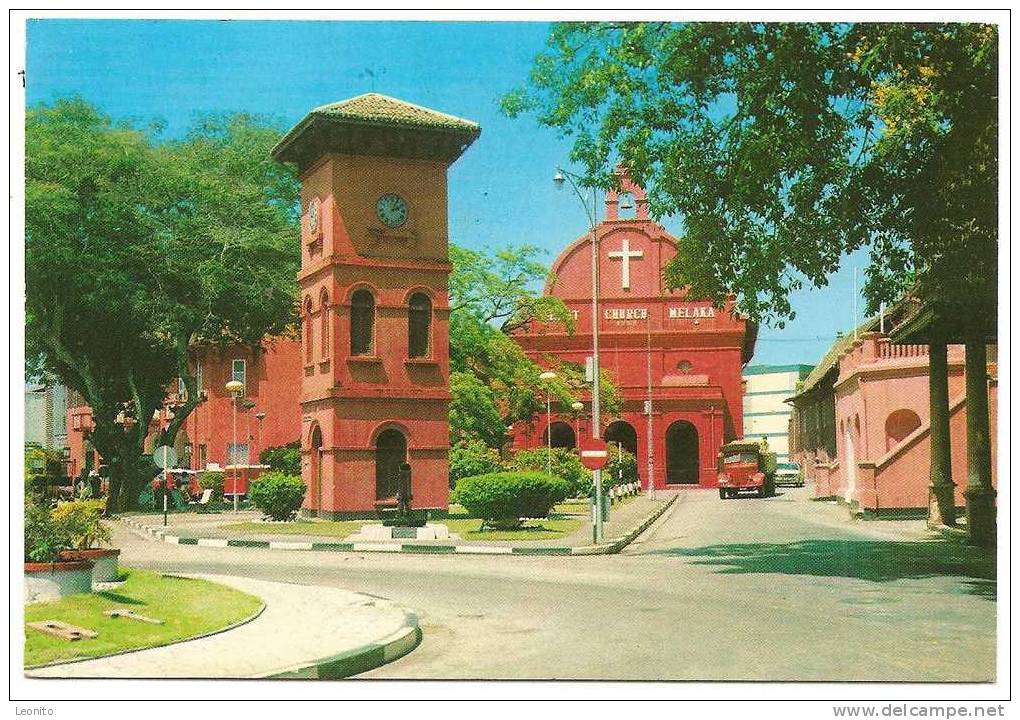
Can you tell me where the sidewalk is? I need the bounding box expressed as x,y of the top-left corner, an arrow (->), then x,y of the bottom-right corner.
121,492 -> 678,556
26,574 -> 419,679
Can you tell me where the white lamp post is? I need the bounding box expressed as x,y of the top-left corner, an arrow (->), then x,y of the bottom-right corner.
554,166 -> 604,542
539,371 -> 557,475
225,380 -> 244,513
571,401 -> 584,446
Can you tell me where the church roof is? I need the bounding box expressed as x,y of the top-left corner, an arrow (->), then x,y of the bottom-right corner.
271,93 -> 480,170
309,93 -> 480,133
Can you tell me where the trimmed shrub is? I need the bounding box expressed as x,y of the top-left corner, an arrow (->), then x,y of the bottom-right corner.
451,471 -> 569,528
249,471 -> 306,521
449,439 -> 506,488
260,441 -> 301,476
510,447 -> 589,498
198,471 -> 225,501
51,499 -> 111,550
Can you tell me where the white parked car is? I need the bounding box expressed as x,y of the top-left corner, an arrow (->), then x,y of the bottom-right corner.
774,462 -> 804,487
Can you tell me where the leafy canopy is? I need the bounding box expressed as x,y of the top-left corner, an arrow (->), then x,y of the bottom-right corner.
504,22 -> 997,329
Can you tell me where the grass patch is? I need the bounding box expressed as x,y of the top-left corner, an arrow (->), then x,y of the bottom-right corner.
446,516 -> 584,541
25,568 -> 262,668
219,520 -> 368,538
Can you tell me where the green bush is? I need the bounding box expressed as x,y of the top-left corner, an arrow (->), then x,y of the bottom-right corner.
451,471 -> 569,528
249,471 -> 306,521
510,447 -> 589,498
448,439 -> 506,488
260,441 -> 301,476
51,499 -> 110,550
603,444 -> 639,489
198,471 -> 225,501
25,503 -> 68,563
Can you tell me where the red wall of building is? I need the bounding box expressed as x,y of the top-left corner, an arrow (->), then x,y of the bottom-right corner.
511,178 -> 754,489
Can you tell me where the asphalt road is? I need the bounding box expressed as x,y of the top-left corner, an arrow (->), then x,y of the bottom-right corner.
114,487 -> 996,682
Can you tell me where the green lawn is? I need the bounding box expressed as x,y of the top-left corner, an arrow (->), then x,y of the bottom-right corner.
220,506 -> 586,542
219,520 -> 368,538
25,568 -> 263,668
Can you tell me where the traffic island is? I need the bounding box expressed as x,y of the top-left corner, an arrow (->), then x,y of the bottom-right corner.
118,492 -> 678,557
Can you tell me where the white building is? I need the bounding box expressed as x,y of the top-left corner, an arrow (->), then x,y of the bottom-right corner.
741,364 -> 814,463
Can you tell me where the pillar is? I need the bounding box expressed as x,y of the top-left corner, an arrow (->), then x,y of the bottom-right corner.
928,341 -> 955,527
964,341 -> 995,546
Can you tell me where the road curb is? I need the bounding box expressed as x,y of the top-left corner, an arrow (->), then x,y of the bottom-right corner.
262,610 -> 421,679
117,495 -> 677,558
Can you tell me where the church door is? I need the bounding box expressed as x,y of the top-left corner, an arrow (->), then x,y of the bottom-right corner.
605,420 -> 638,456
309,425 -> 322,510
666,420 -> 700,485
375,429 -> 407,500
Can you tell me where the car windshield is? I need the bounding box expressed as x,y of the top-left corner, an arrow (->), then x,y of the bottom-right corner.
723,452 -> 758,464
777,463 -> 799,471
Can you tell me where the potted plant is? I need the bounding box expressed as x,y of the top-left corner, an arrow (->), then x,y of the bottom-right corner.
24,503 -> 94,603
52,499 -> 119,583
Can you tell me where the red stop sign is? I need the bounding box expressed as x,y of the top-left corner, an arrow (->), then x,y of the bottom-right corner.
579,437 -> 609,470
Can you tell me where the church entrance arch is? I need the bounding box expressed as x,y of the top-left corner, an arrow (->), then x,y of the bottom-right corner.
665,420 -> 699,485
605,420 -> 638,456
375,429 -> 407,500
543,421 -> 576,450
309,424 -> 323,510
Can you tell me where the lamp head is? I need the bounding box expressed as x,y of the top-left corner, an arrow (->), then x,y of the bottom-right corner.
225,380 -> 244,395
553,168 -> 565,187
539,371 -> 557,381
571,401 -> 584,411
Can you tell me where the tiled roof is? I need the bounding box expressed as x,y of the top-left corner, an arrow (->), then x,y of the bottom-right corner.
308,93 -> 480,133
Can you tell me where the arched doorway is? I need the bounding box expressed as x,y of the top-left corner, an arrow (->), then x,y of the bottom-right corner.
543,421 -> 576,449
605,420 -> 638,456
375,429 -> 407,500
309,425 -> 322,511
665,420 -> 699,485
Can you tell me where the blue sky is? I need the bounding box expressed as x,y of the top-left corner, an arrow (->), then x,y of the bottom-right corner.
26,18 -> 868,366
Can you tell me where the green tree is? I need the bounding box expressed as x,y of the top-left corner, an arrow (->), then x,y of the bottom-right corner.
25,99 -> 300,511
447,241 -> 620,446
504,22 -> 997,328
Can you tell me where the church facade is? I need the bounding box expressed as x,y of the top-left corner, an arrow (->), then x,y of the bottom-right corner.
510,178 -> 756,490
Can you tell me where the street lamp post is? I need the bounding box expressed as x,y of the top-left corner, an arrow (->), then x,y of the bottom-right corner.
225,380 -> 244,514
255,412 -> 266,462
571,401 -> 584,443
539,371 -> 557,475
554,166 -> 604,542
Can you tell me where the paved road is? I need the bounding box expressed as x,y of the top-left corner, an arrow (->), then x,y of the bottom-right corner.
113,487 -> 996,682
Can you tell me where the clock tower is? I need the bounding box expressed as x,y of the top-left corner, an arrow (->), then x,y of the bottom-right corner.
272,93 -> 480,517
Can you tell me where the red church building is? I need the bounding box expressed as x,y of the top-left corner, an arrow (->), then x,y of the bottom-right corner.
510,177 -> 756,490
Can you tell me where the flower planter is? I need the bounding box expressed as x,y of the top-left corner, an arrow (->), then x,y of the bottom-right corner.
59,548 -> 121,583
24,560 -> 94,604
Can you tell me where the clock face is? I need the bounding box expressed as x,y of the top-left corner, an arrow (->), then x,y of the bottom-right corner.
307,197 -> 320,233
376,193 -> 408,228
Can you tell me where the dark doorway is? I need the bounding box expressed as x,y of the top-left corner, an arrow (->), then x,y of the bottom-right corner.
375,429 -> 407,500
666,420 -> 700,484
605,420 -> 638,456
543,421 -> 576,450
309,425 -> 322,510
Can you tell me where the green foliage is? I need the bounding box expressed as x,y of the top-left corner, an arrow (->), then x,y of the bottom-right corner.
50,499 -> 111,551
451,471 -> 569,527
449,372 -> 507,448
505,23 -> 997,330
604,444 -> 639,488
24,504 -> 69,563
249,472 -> 306,521
448,439 -> 507,487
198,471 -> 225,501
510,447 -> 589,498
25,98 -> 300,511
259,441 -> 301,476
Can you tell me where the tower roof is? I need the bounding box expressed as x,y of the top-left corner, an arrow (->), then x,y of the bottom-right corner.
272,93 -> 480,170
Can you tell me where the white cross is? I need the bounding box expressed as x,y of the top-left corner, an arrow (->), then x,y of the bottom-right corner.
607,238 -> 644,290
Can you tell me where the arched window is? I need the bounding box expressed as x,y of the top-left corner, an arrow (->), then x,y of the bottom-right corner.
319,289 -> 330,359
350,289 -> 375,356
885,409 -> 922,451
408,292 -> 432,358
303,297 -> 314,364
